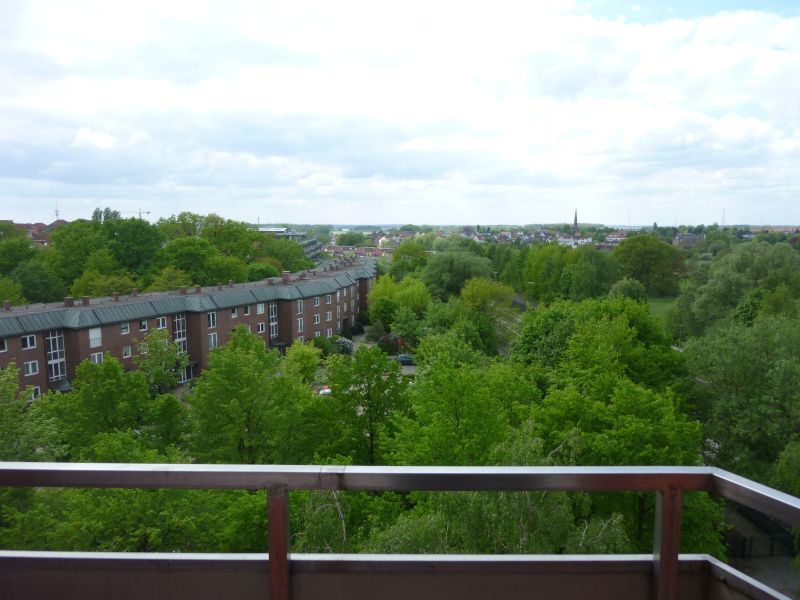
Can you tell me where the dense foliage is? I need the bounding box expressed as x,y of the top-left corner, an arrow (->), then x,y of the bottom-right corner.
4,227 -> 800,561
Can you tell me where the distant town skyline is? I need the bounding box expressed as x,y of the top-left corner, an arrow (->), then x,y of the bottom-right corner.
2,1 -> 799,226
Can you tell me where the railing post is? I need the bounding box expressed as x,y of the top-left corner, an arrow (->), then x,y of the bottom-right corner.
268,487 -> 290,600
652,485 -> 682,600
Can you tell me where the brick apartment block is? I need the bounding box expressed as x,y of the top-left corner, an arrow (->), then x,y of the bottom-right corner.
0,258 -> 376,397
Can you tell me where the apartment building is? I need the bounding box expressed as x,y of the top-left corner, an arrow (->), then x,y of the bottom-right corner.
0,258 -> 376,396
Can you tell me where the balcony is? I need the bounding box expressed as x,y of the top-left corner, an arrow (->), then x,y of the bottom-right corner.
1,464 -> 798,600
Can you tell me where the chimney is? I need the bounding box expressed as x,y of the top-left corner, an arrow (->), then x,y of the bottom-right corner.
179,287 -> 187,295
64,297 -> 74,307
3,300 -> 11,311
268,278 -> 276,285
81,296 -> 90,306
282,271 -> 291,283
228,280 -> 234,287
195,285 -> 202,294
217,283 -> 223,290
112,292 -> 120,302
131,288 -> 139,297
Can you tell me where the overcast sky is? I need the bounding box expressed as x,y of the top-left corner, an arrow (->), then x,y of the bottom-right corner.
2,0 -> 799,226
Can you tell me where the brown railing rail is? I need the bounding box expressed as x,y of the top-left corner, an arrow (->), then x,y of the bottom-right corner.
1,463 -> 799,600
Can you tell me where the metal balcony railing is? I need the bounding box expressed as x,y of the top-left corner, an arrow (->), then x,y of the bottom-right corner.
1,463 -> 799,600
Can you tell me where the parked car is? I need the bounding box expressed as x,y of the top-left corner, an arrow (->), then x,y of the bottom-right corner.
396,354 -> 415,365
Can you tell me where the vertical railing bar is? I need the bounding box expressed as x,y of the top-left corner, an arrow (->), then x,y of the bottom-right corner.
652,486 -> 682,600
268,486 -> 290,600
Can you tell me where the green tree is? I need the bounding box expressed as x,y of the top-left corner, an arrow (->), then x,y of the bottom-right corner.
44,356 -> 152,455
321,346 -> 407,464
284,339 -> 323,385
11,258 -> 64,303
523,243 -> 574,303
133,329 -> 189,396
685,316 -> 800,480
608,277 -> 647,302
613,235 -> 684,296
102,217 -> 165,274
421,251 -> 492,299
157,236 -> 220,285
335,231 -> 370,246
247,262 -> 280,281
189,327 -> 310,464
146,266 -> 193,292
46,219 -> 106,285
0,237 -> 35,276
0,276 -> 26,305
561,245 -> 620,300
71,271 -> 138,297
388,239 -> 428,280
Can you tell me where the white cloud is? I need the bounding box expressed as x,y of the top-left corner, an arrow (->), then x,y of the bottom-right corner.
1,1 -> 799,225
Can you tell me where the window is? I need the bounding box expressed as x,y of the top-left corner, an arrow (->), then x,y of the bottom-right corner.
46,330 -> 66,382
336,290 -> 340,301
314,331 -> 321,338
256,303 -> 264,315
326,311 -> 332,321
0,339 -> 6,352
208,332 -> 218,348
207,312 -> 216,329
257,322 -> 265,334
314,296 -> 320,307
23,360 -> 39,376
231,307 -> 238,319
156,316 -> 167,330
139,319 -> 148,331
245,305 -> 252,316
21,334 -> 36,350
351,300 -> 355,313
314,314 -> 321,325
122,345 -> 132,359
29,386 -> 41,400
90,352 -> 103,365
297,299 -> 304,314
268,301 -> 278,339
326,328 -> 333,338
89,328 -> 102,348
120,322 -> 130,335
337,305 -> 341,318
326,294 -> 332,304
297,336 -> 304,343
343,287 -> 347,297
297,317 -> 304,333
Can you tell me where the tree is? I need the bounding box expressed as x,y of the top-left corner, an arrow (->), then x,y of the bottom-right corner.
46,219 -> 106,285
388,239 -> 428,280
44,356 -> 152,455
284,340 -> 323,385
613,235 -> 684,296
335,231 -> 369,247
199,215 -> 255,260
157,236 -> 220,285
11,258 -> 64,303
133,329 -> 189,396
247,262 -> 280,281
71,271 -> 138,297
0,363 -> 57,461
688,241 -> 800,332
0,276 -> 25,305
102,218 -> 165,275
523,243 -> 574,303
421,251 -> 492,299
146,266 -> 193,292
0,237 -> 35,276
189,327 -> 310,464
685,315 -> 800,480
608,277 -> 647,302
320,346 -> 407,465
561,246 -> 620,300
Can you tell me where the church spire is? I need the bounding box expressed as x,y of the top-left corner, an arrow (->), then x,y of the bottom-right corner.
573,209 -> 578,229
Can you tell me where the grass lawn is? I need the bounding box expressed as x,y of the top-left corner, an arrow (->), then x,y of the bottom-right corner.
648,296 -> 677,324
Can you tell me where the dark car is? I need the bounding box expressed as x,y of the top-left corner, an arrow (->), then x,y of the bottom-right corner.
396,354 -> 415,365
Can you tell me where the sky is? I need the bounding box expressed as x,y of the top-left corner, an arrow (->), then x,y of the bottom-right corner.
1,1 -> 799,226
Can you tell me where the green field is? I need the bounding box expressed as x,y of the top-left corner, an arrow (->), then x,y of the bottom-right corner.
648,296 -> 677,324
